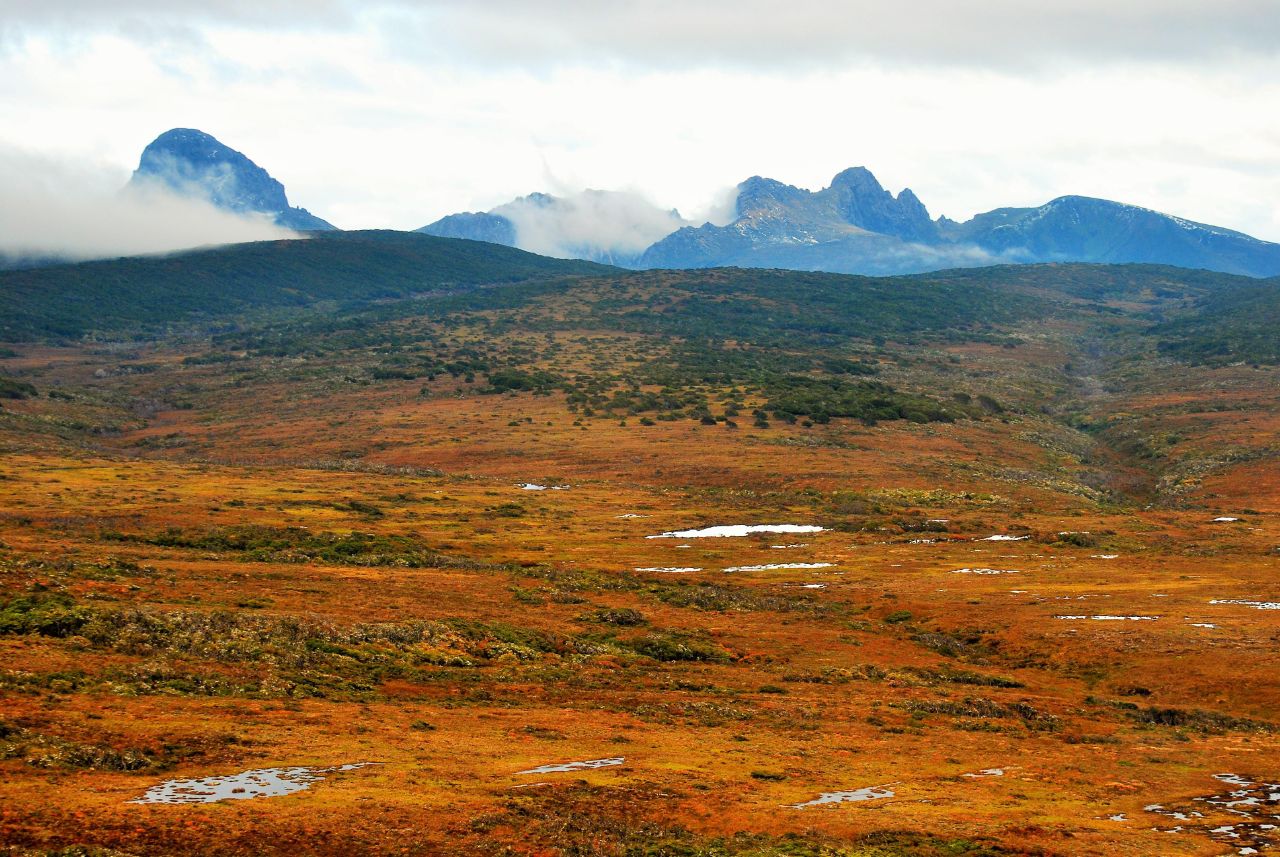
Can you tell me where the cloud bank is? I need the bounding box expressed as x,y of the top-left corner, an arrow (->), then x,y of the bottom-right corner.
494,190 -> 688,264
0,146 -> 297,263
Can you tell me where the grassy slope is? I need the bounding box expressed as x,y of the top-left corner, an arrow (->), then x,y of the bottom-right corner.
0,230 -> 614,340
1153,275 -> 1280,364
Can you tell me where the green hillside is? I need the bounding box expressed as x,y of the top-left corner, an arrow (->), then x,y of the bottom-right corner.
0,230 -> 613,340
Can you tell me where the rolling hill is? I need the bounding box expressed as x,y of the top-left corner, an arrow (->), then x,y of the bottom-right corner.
0,230 -> 613,340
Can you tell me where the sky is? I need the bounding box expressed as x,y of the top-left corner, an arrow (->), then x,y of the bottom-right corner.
2,0 -> 1280,256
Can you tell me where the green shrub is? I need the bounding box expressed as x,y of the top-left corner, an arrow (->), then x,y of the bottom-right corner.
630,632 -> 730,663
0,377 -> 36,399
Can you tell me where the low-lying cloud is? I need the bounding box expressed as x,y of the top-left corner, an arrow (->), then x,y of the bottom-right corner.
0,146 -> 298,264
495,189 -> 688,264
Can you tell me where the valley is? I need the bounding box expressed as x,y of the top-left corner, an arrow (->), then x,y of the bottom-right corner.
0,236 -> 1278,856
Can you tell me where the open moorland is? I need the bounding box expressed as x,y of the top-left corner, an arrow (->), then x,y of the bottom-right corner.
1,233 -> 1278,856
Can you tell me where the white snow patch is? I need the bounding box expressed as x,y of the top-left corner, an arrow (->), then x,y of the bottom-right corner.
976,535 -> 1029,542
635,567 -> 701,573
951,568 -> 1020,575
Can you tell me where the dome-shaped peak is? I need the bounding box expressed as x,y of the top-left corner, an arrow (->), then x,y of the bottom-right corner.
138,129 -> 251,170
148,128 -> 220,146
829,166 -> 886,194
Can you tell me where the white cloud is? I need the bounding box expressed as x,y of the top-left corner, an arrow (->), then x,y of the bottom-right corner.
494,190 -> 687,262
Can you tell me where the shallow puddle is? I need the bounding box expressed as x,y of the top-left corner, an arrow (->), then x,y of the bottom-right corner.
723,562 -> 834,573
1212,599 -> 1280,611
788,786 -> 895,808
129,763 -> 373,805
1145,774 -> 1280,855
517,757 -> 625,775
647,524 -> 827,539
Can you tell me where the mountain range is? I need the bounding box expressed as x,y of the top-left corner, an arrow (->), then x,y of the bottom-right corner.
121,128 -> 1280,278
425,167 -> 1280,278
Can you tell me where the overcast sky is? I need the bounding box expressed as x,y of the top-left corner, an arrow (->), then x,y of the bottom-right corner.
3,0 -> 1280,242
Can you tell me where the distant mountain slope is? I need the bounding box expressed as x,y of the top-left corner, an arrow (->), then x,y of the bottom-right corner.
951,195 -> 1280,275
421,211 -> 517,246
0,230 -> 612,340
128,128 -> 337,231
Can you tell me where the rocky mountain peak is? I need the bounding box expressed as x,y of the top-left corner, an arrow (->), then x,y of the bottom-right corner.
128,128 -> 335,231
824,167 -> 938,243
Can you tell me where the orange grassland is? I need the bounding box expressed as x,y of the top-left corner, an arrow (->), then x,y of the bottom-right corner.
0,331 -> 1278,857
